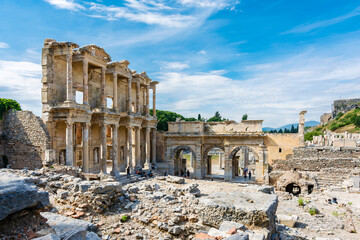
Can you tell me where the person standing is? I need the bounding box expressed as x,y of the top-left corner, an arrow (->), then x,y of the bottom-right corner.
126,167 -> 130,178
249,171 -> 252,180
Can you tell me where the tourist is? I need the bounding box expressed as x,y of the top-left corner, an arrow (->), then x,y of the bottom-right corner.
186,169 -> 190,178
180,169 -> 184,177
244,171 -> 247,179
126,167 -> 130,178
249,171 -> 252,179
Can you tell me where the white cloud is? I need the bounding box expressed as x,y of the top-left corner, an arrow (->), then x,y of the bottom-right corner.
161,61 -> 190,71
0,60 -> 42,116
0,42 -> 9,48
285,6 -> 360,34
44,0 -> 84,11
198,50 -> 207,55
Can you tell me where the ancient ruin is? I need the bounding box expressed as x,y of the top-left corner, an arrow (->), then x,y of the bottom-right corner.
41,39 -> 158,176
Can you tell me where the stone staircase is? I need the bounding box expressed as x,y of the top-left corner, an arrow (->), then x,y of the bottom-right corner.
314,169 -> 350,190
116,171 -> 162,186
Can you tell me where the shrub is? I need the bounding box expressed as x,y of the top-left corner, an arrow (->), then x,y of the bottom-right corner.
348,202 -> 353,205
329,122 -> 339,131
309,207 -> 317,216
304,131 -> 323,141
332,211 -> 340,217
121,215 -> 129,222
336,112 -> 344,120
298,198 -> 304,206
352,115 -> 360,128
0,98 -> 21,120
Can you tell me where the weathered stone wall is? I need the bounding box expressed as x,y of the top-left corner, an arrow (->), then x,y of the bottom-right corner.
270,147 -> 360,189
332,98 -> 360,118
264,133 -> 299,165
156,131 -> 166,163
3,110 -> 50,169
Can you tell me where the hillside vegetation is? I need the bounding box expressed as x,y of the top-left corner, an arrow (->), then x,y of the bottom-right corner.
305,108 -> 360,141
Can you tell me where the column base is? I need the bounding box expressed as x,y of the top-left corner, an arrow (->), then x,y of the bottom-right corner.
143,162 -> 150,170
110,169 -> 120,178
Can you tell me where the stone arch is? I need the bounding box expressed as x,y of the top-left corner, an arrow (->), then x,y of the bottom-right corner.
228,145 -> 261,179
202,145 -> 225,177
169,145 -> 196,176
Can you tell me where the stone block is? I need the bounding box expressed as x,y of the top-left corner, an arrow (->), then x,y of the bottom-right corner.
277,214 -> 298,228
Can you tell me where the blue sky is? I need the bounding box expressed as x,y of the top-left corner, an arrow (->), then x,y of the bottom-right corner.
0,0 -> 360,127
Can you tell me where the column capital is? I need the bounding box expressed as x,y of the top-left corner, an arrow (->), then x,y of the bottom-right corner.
65,120 -> 74,126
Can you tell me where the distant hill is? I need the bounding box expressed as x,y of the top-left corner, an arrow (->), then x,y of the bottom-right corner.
263,121 -> 320,132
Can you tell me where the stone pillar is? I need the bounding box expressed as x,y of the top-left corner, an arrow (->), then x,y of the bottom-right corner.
82,122 -> 90,172
224,146 -> 232,182
299,110 -> 307,147
144,127 -> 151,169
113,73 -> 118,109
83,59 -> 89,104
101,67 -> 106,108
65,54 -> 74,102
65,120 -> 74,166
255,144 -> 268,184
152,128 -> 157,163
126,126 -> 133,171
135,126 -> 141,168
100,124 -> 107,173
146,85 -> 150,115
152,85 -> 156,116
136,81 -> 140,114
111,124 -> 119,177
194,146 -> 202,179
127,78 -> 132,112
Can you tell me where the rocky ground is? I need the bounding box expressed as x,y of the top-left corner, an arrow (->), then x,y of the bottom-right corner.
1,167 -> 360,240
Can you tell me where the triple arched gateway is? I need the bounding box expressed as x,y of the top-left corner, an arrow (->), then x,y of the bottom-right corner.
164,121 -> 270,182
162,113 -> 308,184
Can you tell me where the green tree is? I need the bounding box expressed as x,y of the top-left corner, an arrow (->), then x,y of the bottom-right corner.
197,114 -> 201,121
149,109 -> 198,131
290,125 -> 296,133
0,98 -> 21,120
242,114 -> 248,121
278,129 -> 283,133
207,111 -> 224,122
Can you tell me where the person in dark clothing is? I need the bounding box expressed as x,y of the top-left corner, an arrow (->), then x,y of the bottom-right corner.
126,167 -> 130,178
249,171 -> 252,180
180,169 -> 184,177
186,170 -> 190,178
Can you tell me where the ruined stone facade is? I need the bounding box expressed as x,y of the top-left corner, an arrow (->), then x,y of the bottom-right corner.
41,39 -> 158,176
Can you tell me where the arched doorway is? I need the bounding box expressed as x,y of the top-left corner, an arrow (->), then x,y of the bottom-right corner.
170,146 -> 196,177
229,146 -> 258,181
202,145 -> 225,179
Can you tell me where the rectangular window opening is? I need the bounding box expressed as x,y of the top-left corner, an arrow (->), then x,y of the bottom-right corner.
107,97 -> 113,108
75,91 -> 83,104
279,148 -> 282,153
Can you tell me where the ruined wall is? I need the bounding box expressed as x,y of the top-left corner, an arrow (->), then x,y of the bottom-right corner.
270,147 -> 360,189
3,111 -> 50,169
156,131 -> 166,163
0,120 -> 4,168
332,98 -> 360,118
265,133 -> 299,165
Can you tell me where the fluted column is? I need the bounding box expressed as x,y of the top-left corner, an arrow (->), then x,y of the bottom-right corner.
83,59 -> 89,104
111,124 -> 119,177
82,122 -> 90,172
136,81 -> 140,113
144,127 -> 151,169
65,54 -> 74,102
146,85 -> 150,115
113,73 -> 118,109
152,85 -> 156,116
152,128 -> 157,163
127,78 -> 132,112
136,126 -> 141,168
100,124 -> 107,173
126,126 -> 133,171
65,120 -> 74,166
101,67 -> 106,108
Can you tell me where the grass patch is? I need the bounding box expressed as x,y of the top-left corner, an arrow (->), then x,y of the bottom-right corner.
298,198 -> 305,206
309,207 -> 317,216
332,211 -> 340,217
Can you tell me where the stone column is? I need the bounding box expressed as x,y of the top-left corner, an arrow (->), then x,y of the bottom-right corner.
82,122 -> 90,172
223,146 -> 232,182
127,78 -> 132,112
299,110 -> 307,147
146,85 -> 150,115
101,67 -> 106,108
100,124 -> 107,173
113,73 -> 118,109
152,85 -> 156,116
126,126 -> 133,171
135,126 -> 141,168
83,59 -> 89,104
111,124 -> 119,177
65,54 -> 74,102
65,120 -> 74,166
136,81 -> 140,114
144,127 -> 151,169
152,128 -> 157,163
